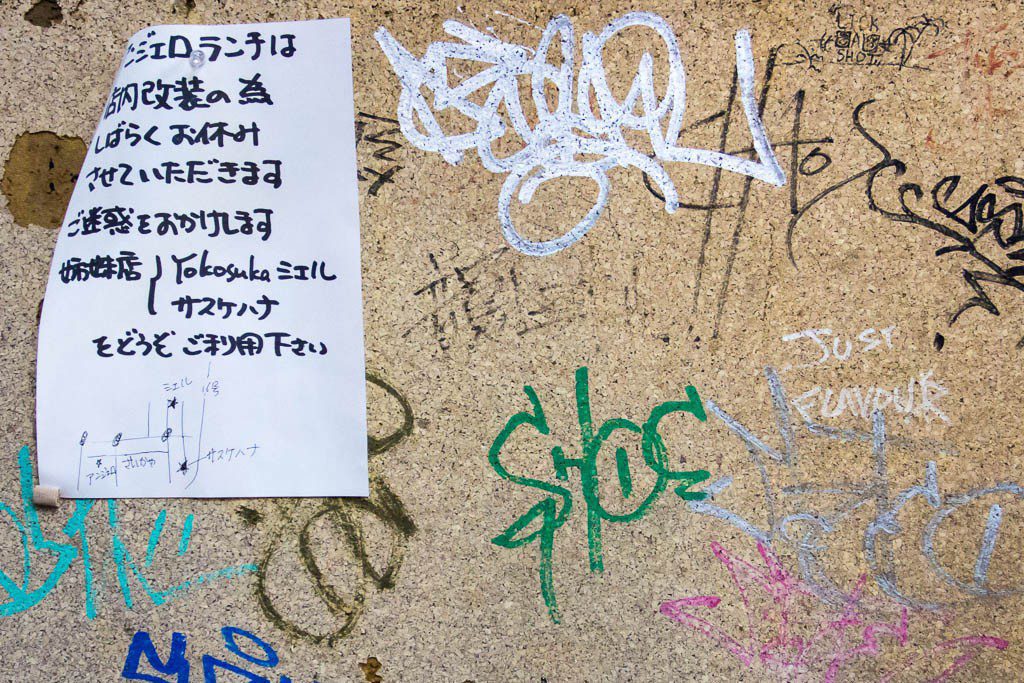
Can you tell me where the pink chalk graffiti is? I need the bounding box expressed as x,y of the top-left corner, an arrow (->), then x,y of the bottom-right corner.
659,541 -> 1008,682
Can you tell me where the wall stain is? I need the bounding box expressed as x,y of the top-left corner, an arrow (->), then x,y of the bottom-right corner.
24,0 -> 62,27
171,0 -> 196,17
250,372 -> 416,647
359,656 -> 383,683
236,506 -> 263,527
2,131 -> 85,228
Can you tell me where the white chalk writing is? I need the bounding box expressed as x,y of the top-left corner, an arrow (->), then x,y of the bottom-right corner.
374,12 -> 785,256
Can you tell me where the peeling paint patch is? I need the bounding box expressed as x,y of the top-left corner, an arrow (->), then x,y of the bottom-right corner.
24,0 -> 62,27
171,0 -> 196,17
236,506 -> 263,527
359,657 -> 383,683
1,131 -> 86,228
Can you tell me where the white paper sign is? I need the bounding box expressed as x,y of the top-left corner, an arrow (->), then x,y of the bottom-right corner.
36,19 -> 368,498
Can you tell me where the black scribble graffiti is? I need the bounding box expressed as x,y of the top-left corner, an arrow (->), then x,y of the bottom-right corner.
884,15 -> 946,68
640,51 -> 768,339
783,98 -> 1024,347
403,246 -> 593,352
866,161 -> 1024,348
710,48 -> 779,338
785,99 -> 885,268
780,6 -> 944,71
688,64 -> 739,338
355,112 -> 404,196
777,40 -> 824,72
640,68 -> 835,337
366,373 -> 413,455
247,372 -> 416,647
640,110 -> 734,210
358,165 -> 402,196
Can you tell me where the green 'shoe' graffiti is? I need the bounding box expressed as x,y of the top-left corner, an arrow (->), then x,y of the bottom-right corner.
488,367 -> 710,623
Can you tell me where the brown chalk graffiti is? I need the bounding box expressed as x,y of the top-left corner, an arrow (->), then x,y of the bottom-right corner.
246,372 -> 415,647
366,372 -> 413,456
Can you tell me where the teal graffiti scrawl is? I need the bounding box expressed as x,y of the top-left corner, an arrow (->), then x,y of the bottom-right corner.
0,445 -> 256,619
488,367 -> 711,623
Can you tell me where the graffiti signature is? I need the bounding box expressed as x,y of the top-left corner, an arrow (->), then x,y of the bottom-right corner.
0,445 -> 255,619
375,12 -> 785,255
867,165 -> 1024,348
248,372 -> 416,646
785,98 -> 1024,347
489,366 -> 710,622
660,540 -> 1008,681
689,367 -> 1024,610
122,625 -> 316,682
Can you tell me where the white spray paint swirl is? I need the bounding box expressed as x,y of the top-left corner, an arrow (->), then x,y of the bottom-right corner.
374,12 -> 786,256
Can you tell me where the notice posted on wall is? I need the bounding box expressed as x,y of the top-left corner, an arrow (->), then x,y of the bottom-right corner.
35,19 -> 368,498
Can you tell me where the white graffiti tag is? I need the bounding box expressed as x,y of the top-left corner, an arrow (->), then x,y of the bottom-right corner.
691,367 -> 1024,610
374,13 -> 786,256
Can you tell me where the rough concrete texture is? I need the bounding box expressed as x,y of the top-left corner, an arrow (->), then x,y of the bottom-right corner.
2,0 -> 1024,681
